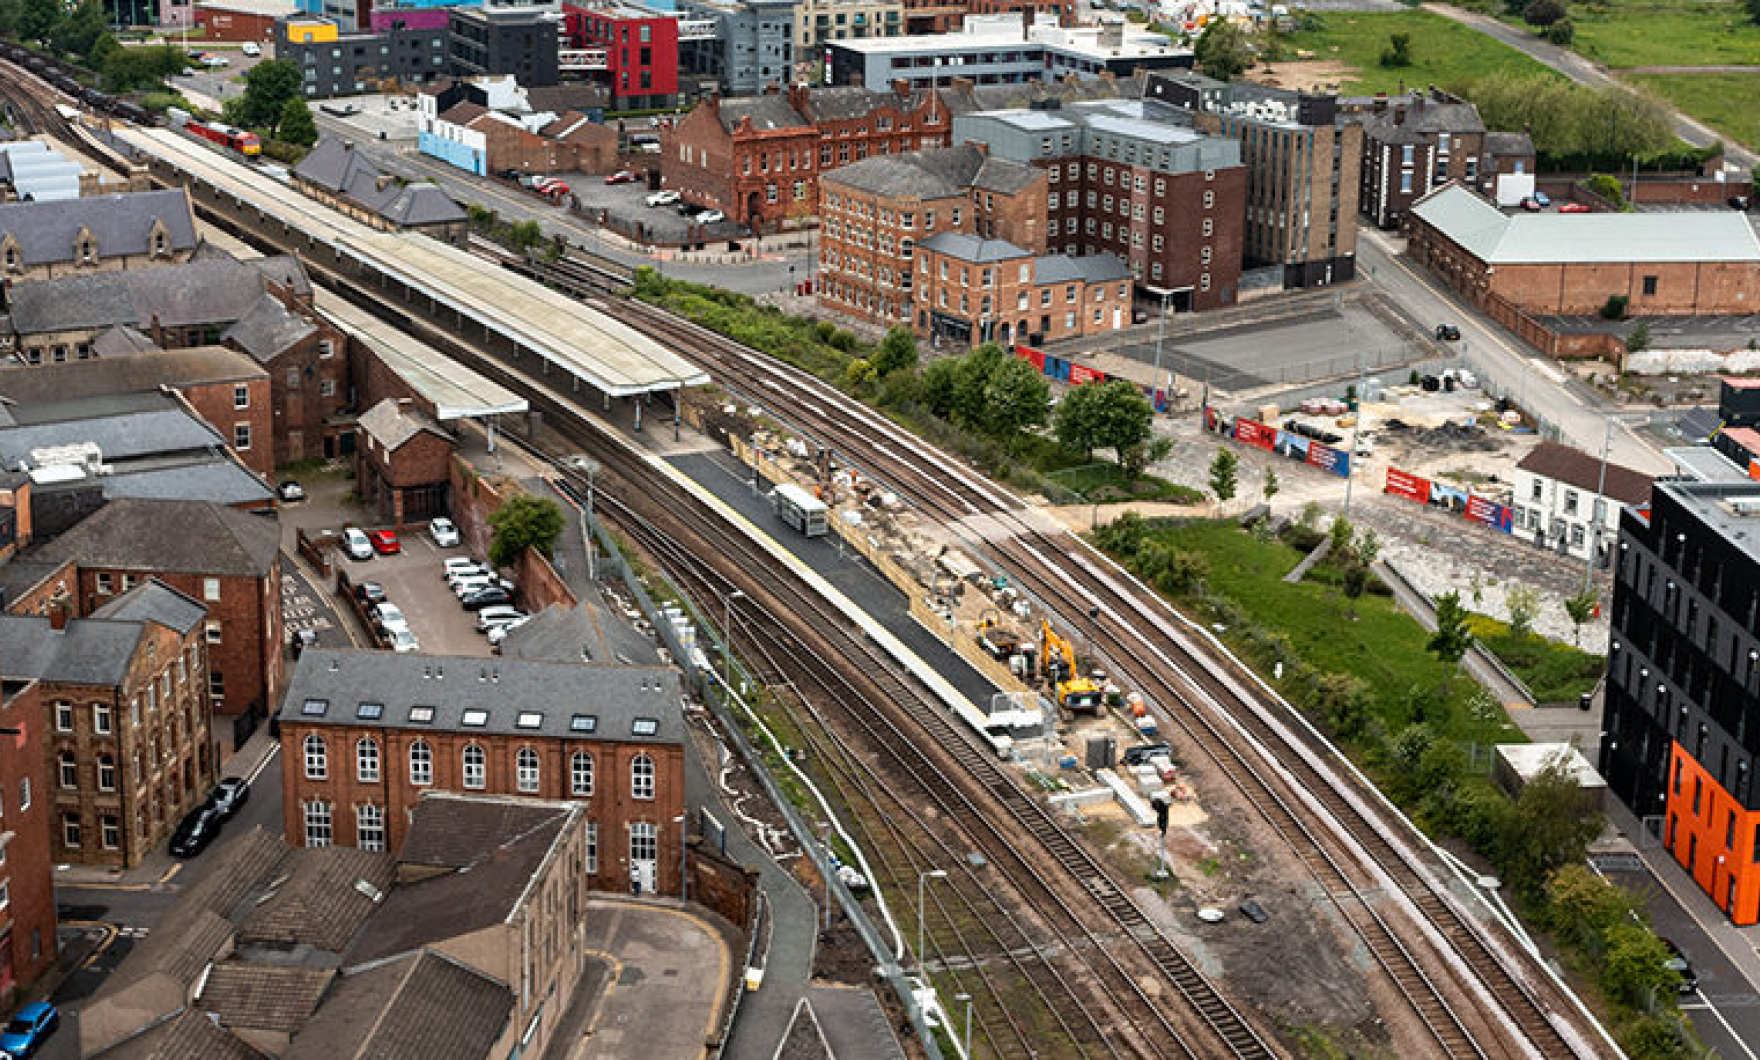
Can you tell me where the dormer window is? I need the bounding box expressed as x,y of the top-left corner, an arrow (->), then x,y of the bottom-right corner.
2,246 -> 15,271
152,231 -> 166,255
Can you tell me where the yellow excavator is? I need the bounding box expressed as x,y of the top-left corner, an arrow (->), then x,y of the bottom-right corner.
1039,620 -> 1103,713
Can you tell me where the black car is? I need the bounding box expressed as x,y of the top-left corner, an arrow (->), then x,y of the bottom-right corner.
1730,195 -> 1750,211
460,586 -> 514,611
1435,324 -> 1462,341
169,804 -> 225,858
1122,742 -> 1173,767
353,582 -> 387,605
207,777 -> 250,818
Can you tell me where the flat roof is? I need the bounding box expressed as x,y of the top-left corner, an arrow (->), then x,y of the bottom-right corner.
1656,479 -> 1760,568
314,291 -> 527,420
115,127 -> 708,398
1666,445 -> 1752,484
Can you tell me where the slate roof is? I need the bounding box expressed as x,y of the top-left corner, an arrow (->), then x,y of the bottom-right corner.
91,579 -> 207,634
971,157 -> 1041,195
497,602 -> 661,665
296,136 -> 466,228
280,649 -> 684,745
222,293 -> 316,363
1411,183 -> 1760,265
798,85 -> 937,123
346,796 -> 577,964
0,395 -> 226,466
918,232 -> 1028,264
0,613 -> 150,687
438,101 -> 489,126
285,951 -> 513,1060
5,257 -> 306,336
524,82 -> 608,115
31,497 -> 280,577
941,71 -> 1141,114
236,845 -> 397,952
356,398 -> 449,452
1359,94 -> 1485,138
823,145 -> 985,198
198,964 -> 336,1034
0,188 -> 198,267
89,1008 -> 269,1060
98,459 -> 276,507
719,95 -> 811,133
1483,130 -> 1534,158
1515,440 -> 1655,506
0,347 -> 265,405
1034,252 -> 1132,284
90,325 -> 158,357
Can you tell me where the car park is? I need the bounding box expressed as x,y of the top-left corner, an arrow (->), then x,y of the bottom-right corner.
429,517 -> 461,548
207,776 -> 250,818
277,479 -> 306,502
1559,201 -> 1590,213
342,527 -> 373,561
475,606 -> 527,632
676,200 -> 703,217
370,530 -> 401,555
461,586 -> 514,611
354,581 -> 388,605
0,1002 -> 59,1058
646,189 -> 680,207
170,804 -> 225,858
386,627 -> 420,653
374,602 -> 410,633
448,572 -> 494,595
1435,324 -> 1461,341
443,557 -> 484,578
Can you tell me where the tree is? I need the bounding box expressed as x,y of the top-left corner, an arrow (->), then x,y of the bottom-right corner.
1341,561 -> 1369,619
1544,863 -> 1633,952
1545,18 -> 1574,45
278,97 -> 319,147
1380,32 -> 1413,68
920,357 -> 960,419
1329,514 -> 1354,558
1507,584 -> 1540,639
1054,381 -> 1154,464
1262,467 -> 1279,504
873,327 -> 918,377
487,495 -> 566,568
1627,320 -> 1651,354
1564,588 -> 1599,647
1194,18 -> 1253,81
1354,526 -> 1381,567
52,0 -> 105,59
236,59 -> 303,133
1750,0 -> 1760,26
1119,435 -> 1173,481
1426,591 -> 1474,695
1314,672 -> 1372,739
981,355 -> 1051,437
1495,754 -> 1603,896
1208,447 -> 1238,507
19,0 -> 58,44
1523,0 -> 1566,26
1602,922 -> 1678,1007
950,342 -> 1005,428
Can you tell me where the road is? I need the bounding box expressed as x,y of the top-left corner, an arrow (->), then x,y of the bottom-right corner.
1424,2 -> 1757,168
1356,228 -> 1674,475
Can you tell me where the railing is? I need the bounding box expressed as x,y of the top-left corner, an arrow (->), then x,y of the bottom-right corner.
558,48 -> 609,70
677,17 -> 717,39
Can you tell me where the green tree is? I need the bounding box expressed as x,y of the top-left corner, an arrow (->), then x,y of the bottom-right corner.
236,59 -> 303,132
950,342 -> 1005,427
920,356 -> 960,419
1329,514 -> 1354,558
1120,435 -> 1173,481
1523,0 -> 1565,26
278,97 -> 319,147
1054,381 -> 1154,464
1496,754 -> 1604,896
1427,591 -> 1474,695
1314,672 -> 1371,739
487,495 -> 565,568
1544,863 -> 1633,952
511,220 -> 544,249
1093,510 -> 1148,553
1262,467 -> 1279,504
19,0 -> 59,44
1749,0 -> 1760,26
1208,446 -> 1238,507
1564,588 -> 1599,647
1627,320 -> 1652,354
0,0 -> 22,37
52,0 -> 104,59
1545,18 -> 1574,45
1380,32 -> 1413,68
1507,583 -> 1540,639
1194,18 -> 1253,81
1602,922 -> 1678,1007
981,355 -> 1051,437
1354,526 -> 1381,567
1341,560 -> 1369,619
873,327 -> 918,377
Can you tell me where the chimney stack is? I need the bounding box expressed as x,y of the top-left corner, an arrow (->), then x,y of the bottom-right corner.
891,78 -> 911,100
1393,105 -> 1406,126
49,607 -> 68,631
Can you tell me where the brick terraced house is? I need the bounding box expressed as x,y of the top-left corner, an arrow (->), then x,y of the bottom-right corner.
914,231 -> 1131,345
1343,88 -> 1486,230
277,649 -> 688,896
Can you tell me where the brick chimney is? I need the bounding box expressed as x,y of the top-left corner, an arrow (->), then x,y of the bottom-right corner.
1393,104 -> 1406,125
891,78 -> 911,100
49,606 -> 68,631
1372,92 -> 1387,114
788,80 -> 809,113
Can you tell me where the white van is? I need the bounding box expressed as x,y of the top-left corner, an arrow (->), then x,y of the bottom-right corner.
241,41 -> 261,57
342,527 -> 373,561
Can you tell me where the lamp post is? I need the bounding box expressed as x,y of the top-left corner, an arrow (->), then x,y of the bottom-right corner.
722,589 -> 747,693
955,992 -> 973,1059
916,868 -> 947,971
674,813 -> 689,903
1151,287 -> 1172,398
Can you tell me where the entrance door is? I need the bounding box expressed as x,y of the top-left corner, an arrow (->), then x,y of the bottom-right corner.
630,822 -> 658,893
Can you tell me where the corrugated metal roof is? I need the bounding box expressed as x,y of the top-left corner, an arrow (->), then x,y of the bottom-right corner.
1413,183 -> 1760,265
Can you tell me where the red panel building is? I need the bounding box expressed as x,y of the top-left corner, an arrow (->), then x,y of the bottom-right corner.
563,4 -> 679,110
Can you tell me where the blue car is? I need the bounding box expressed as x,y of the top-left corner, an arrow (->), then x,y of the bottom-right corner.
0,1001 -> 58,1057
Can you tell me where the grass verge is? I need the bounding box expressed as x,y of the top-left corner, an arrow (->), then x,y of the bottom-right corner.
1468,615 -> 1606,704
1626,72 -> 1760,151
1281,10 -> 1560,93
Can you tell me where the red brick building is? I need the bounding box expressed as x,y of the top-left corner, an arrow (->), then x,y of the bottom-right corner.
661,82 -> 952,230
277,650 -> 689,895
4,498 -> 283,722
0,668 -> 56,999
221,285 -> 351,466
562,3 -> 681,109
1407,183 -> 1760,317
915,232 -> 1131,346
0,581 -> 216,868
355,398 -> 455,526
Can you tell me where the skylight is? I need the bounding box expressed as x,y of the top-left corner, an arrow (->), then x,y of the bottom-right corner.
301,698 -> 328,716
461,709 -> 489,727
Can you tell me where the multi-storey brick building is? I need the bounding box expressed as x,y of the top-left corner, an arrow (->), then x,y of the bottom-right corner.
0,580 -> 215,868
223,283 -> 351,466
915,231 -> 1131,345
0,190 -> 198,283
0,665 -> 56,1001
355,397 -> 455,525
562,2 -> 680,109
1342,88 -> 1486,230
3,498 -> 283,723
954,97 -> 1244,309
818,145 -> 1046,328
277,650 -> 689,895
662,81 -> 953,229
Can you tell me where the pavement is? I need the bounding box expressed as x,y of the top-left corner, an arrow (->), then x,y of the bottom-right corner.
572,897 -> 740,1060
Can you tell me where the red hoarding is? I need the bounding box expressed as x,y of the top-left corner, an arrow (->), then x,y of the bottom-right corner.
1384,467 -> 1431,504
1069,363 -> 1104,386
1234,418 -> 1276,451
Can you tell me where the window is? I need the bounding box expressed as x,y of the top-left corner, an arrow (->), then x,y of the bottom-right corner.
304,801 -> 332,848
233,385 -> 250,409
632,754 -> 656,800
1399,171 -> 1413,194
356,737 -> 380,782
94,702 -> 112,734
410,740 -> 432,785
461,709 -> 488,727
516,712 -> 543,730
570,714 -> 597,734
234,424 -> 251,451
20,778 -> 29,811
585,822 -> 598,874
1203,218 -> 1213,237
203,577 -> 221,602
59,753 -> 77,788
517,747 -> 540,793
206,621 -> 223,645
98,756 -> 115,791
101,816 -> 119,850
408,705 -> 435,724
463,744 -> 486,789
1642,275 -> 1657,296
357,703 -> 384,720
320,379 -> 336,397
95,573 -> 112,594
303,734 -> 327,780
631,821 -> 657,864
357,805 -> 385,852
55,702 -> 73,732
1203,191 -> 1215,209
63,813 -> 81,848
572,751 -> 594,796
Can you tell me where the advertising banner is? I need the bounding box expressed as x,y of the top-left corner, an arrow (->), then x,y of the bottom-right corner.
1013,345 -> 1047,371
1069,362 -> 1104,386
1305,442 -> 1350,478
1234,418 -> 1277,451
1464,494 -> 1514,533
1384,467 -> 1432,504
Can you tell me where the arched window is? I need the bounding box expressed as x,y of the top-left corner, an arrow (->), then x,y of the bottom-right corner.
571,751 -> 593,796
462,743 -> 485,789
303,734 -> 327,780
516,747 -> 540,793
631,754 -> 655,800
356,737 -> 380,783
409,740 -> 432,785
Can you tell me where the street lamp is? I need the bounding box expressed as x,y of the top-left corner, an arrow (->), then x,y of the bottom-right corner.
954,992 -> 973,1059
1151,287 -> 1172,399
916,868 -> 947,970
674,813 -> 689,903
722,589 -> 747,693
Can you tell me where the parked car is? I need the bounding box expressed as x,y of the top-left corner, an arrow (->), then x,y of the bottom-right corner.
476,606 -> 528,632
207,777 -> 250,818
647,189 -> 680,207
201,54 -> 229,67
342,527 -> 373,561
241,41 -> 261,56
1730,195 -> 1752,211
386,627 -> 420,653
1662,938 -> 1698,994
373,602 -> 410,633
1121,742 -> 1173,767
1435,324 -> 1461,341
277,479 -> 306,502
291,628 -> 319,659
1559,201 -> 1591,213
604,170 -> 639,185
487,614 -> 533,646
1531,190 -> 1552,208
461,586 -> 514,611
443,557 -> 484,579
698,209 -> 726,224
370,530 -> 401,555
0,1002 -> 59,1058
448,572 -> 495,596
170,804 -> 225,858
676,201 -> 704,217
353,581 -> 387,605
429,517 -> 461,548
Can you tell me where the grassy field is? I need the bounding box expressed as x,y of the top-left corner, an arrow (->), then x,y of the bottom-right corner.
1281,10 -> 1560,93
1627,71 -> 1760,149
1560,0 -> 1760,68
1468,617 -> 1606,705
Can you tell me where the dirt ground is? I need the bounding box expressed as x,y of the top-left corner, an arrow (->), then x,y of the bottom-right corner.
1248,60 -> 1358,94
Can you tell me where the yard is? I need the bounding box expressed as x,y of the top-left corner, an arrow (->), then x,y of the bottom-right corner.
1279,10 -> 1560,94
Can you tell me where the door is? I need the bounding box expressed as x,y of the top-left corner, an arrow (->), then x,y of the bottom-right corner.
630,822 -> 658,894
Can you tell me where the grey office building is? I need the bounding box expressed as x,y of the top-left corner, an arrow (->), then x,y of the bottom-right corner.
278,24 -> 450,99
679,0 -> 796,95
449,6 -> 562,87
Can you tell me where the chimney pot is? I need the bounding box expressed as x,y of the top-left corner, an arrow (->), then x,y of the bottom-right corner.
49,608 -> 67,631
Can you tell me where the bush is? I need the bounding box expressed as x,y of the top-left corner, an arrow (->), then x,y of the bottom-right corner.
1627,321 -> 1651,353
1523,0 -> 1566,25
1379,31 -> 1413,67
1601,294 -> 1630,320
1545,18 -> 1574,45
1585,172 -> 1628,209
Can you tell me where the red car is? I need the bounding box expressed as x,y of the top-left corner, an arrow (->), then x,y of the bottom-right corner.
604,170 -> 639,185
369,530 -> 401,555
1559,202 -> 1591,213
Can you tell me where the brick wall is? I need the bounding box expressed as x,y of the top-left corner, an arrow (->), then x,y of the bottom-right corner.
0,677 -> 56,1000
175,376 -> 275,478
662,104 -> 735,218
